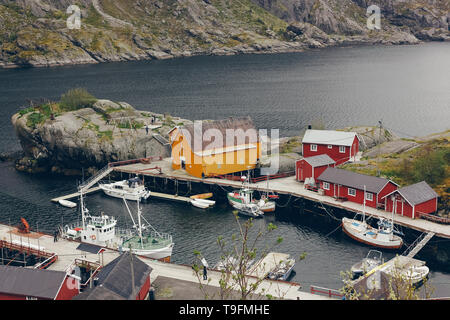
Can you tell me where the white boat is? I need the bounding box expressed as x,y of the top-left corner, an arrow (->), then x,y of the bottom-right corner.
61,189 -> 173,262
99,177 -> 151,201
191,198 -> 216,209
351,250 -> 384,279
58,199 -> 77,208
214,257 -> 255,272
385,264 -> 430,286
342,186 -> 403,250
237,204 -> 264,218
250,252 -> 295,281
227,173 -> 276,213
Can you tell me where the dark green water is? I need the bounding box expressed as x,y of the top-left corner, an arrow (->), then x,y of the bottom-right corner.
0,42 -> 449,296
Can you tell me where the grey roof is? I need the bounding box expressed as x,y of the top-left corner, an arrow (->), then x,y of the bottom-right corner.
76,243 -> 104,255
302,129 -> 358,147
179,117 -> 259,152
391,181 -> 438,206
0,265 -> 67,299
74,253 -> 152,300
302,154 -> 336,167
317,167 -> 393,194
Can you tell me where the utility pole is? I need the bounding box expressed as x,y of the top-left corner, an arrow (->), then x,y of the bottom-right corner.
129,248 -> 136,300
377,120 -> 382,177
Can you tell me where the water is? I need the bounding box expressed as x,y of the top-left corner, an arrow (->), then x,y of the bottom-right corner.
0,42 -> 449,297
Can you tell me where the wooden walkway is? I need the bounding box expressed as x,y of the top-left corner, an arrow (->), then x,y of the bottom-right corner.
111,160 -> 450,240
51,186 -> 101,203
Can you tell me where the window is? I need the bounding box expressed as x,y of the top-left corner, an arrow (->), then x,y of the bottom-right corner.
310,144 -> 317,152
348,188 -> 356,197
323,182 -> 330,190
339,146 -> 346,153
328,145 -> 333,149
365,192 -> 373,201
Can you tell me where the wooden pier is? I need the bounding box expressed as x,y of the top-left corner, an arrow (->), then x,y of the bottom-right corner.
108,159 -> 450,240
51,186 -> 101,203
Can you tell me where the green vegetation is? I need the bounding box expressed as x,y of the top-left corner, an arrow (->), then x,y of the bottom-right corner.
26,112 -> 46,129
117,120 -> 144,129
59,88 -> 97,112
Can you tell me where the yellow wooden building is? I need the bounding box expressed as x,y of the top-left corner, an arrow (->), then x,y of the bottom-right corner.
169,117 -> 261,178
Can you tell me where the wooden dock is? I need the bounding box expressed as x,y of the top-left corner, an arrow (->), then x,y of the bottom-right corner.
148,191 -> 191,203
110,159 -> 450,240
51,186 -> 101,203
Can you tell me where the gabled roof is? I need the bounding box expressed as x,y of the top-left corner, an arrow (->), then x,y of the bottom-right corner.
74,253 -> 152,300
301,154 -> 336,167
317,167 -> 394,194
76,243 -> 105,255
382,181 -> 438,206
177,117 -> 259,153
0,265 -> 67,300
302,129 -> 359,147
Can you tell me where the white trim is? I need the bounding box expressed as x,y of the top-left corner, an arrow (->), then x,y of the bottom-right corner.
365,192 -> 373,202
328,145 -> 333,149
348,188 -> 356,197
310,144 -> 317,152
339,146 -> 346,153
193,144 -> 257,157
323,182 -> 330,190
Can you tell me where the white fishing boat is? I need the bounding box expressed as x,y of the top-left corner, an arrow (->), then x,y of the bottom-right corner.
99,177 -> 151,201
61,189 -> 173,262
227,174 -> 276,213
58,199 -> 77,208
342,186 -> 403,250
119,198 -> 174,261
351,250 -> 384,279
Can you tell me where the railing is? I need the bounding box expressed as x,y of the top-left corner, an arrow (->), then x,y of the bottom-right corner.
78,164 -> 113,192
419,212 -> 450,225
0,240 -> 57,269
251,171 -> 295,183
310,285 -> 344,299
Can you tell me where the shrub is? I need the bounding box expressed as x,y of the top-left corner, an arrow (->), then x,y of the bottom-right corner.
59,88 -> 97,112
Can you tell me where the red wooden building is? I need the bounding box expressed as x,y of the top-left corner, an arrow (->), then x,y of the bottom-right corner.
317,167 -> 398,208
302,129 -> 360,165
73,252 -> 152,300
381,181 -> 439,219
296,154 -> 336,182
0,265 -> 79,300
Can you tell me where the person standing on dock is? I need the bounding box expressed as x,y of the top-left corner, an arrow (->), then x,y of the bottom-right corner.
53,230 -> 58,242
203,266 -> 208,280
145,125 -> 149,135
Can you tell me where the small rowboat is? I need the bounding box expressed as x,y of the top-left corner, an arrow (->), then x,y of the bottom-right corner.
190,193 -> 213,200
191,198 -> 216,209
59,199 -> 77,208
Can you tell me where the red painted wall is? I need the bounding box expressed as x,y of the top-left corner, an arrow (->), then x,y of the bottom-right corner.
0,293 -> 27,300
136,276 -> 151,300
385,194 -> 437,219
319,182 -> 378,208
378,182 -> 398,205
56,277 -> 80,300
296,161 -> 335,182
302,138 -> 358,166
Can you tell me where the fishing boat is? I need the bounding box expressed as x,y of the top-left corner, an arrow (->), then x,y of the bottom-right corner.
351,250 -> 384,279
342,186 -> 403,249
99,177 -> 151,201
61,190 -> 173,261
237,204 -> 264,218
227,174 -> 276,213
119,198 -> 174,261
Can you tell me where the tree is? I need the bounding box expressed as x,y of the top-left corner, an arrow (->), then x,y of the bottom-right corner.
192,211 -> 304,300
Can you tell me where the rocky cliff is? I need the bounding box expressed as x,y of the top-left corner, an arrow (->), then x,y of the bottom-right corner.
1,0 -> 448,68
12,98 -> 189,174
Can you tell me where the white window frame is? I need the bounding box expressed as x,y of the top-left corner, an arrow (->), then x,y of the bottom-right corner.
328,145 -> 333,149
339,146 -> 346,153
348,188 -> 356,197
323,182 -> 330,190
310,144 -> 317,152
365,192 -> 373,201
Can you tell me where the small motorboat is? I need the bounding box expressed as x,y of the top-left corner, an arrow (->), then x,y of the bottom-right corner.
190,193 -> 213,200
99,177 -> 151,201
267,257 -> 296,281
386,264 -> 430,286
237,204 -> 264,218
58,199 -> 77,208
351,250 -> 383,279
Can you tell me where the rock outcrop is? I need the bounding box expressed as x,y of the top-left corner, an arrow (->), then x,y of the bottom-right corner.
12,99 -> 189,174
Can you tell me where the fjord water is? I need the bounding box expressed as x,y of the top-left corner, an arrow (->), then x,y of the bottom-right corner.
0,43 -> 449,296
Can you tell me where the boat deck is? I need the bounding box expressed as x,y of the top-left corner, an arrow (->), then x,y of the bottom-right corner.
122,234 -> 172,250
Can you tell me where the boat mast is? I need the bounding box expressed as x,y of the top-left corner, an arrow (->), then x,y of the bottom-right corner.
80,188 -> 86,229
137,199 -> 144,249
363,185 -> 366,224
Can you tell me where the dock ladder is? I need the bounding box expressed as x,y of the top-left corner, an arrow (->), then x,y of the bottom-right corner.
402,231 -> 435,258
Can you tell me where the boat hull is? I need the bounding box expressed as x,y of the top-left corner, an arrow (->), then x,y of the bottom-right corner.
100,187 -> 150,201
342,218 -> 403,250
121,243 -> 174,261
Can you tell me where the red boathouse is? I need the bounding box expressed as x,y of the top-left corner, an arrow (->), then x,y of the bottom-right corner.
296,154 -> 336,182
302,129 -> 360,165
317,167 -> 398,208
382,181 -> 439,219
